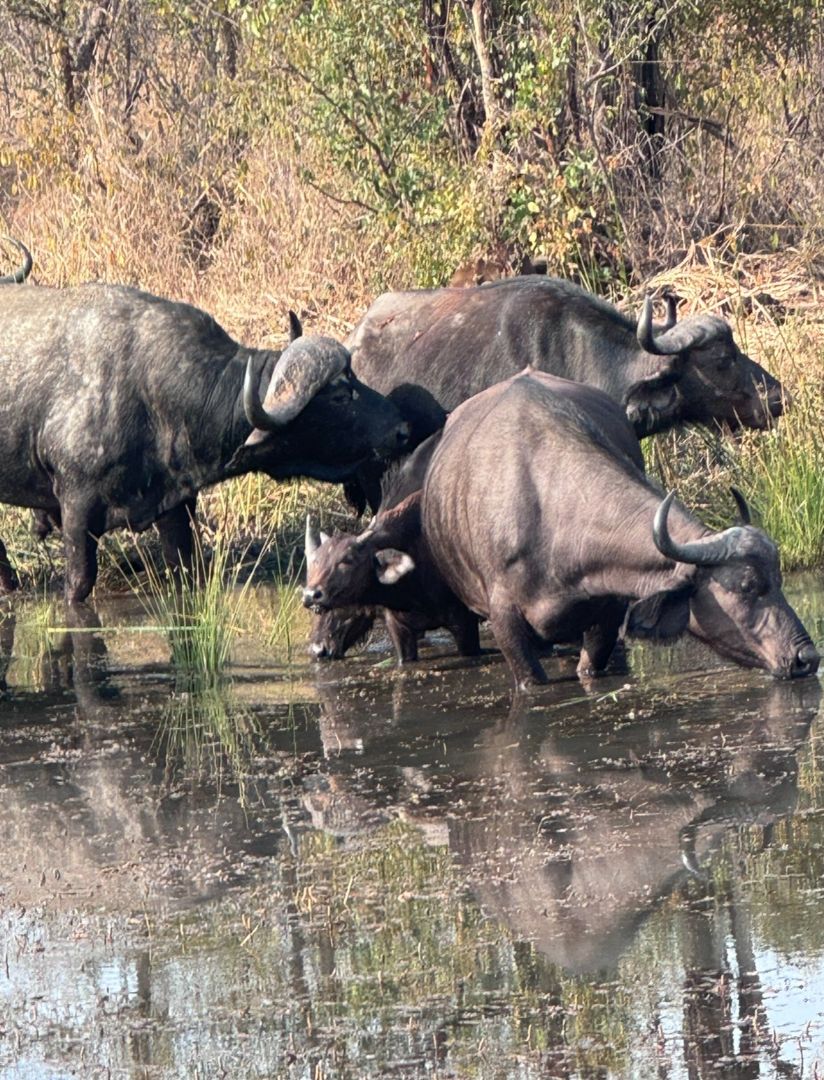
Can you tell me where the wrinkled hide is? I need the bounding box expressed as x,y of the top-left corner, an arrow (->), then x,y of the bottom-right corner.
421,371 -> 816,689
0,284 -> 407,602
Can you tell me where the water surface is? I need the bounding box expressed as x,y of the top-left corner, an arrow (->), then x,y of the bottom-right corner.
1,579 -> 824,1078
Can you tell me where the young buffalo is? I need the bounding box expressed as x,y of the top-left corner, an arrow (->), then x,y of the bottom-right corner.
303,437 -> 480,666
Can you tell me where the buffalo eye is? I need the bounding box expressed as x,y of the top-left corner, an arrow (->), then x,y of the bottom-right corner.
738,569 -> 760,596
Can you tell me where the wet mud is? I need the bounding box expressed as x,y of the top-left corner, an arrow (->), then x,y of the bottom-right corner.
1,579 -> 824,1077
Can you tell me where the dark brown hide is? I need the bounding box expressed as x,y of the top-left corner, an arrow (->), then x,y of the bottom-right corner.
421,371 -> 816,689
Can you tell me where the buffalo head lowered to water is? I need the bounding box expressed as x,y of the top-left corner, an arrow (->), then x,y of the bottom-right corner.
420,370 -> 816,689
303,447 -> 481,664
304,433 -> 470,662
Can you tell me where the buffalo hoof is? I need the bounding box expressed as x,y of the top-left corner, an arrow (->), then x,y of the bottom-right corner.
514,672 -> 550,693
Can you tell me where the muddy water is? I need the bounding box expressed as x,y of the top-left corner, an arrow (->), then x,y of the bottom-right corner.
1,579 -> 824,1078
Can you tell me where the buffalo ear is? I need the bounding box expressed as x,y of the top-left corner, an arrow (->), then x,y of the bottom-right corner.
374,548 -> 415,585
625,587 -> 690,641
624,358 -> 682,436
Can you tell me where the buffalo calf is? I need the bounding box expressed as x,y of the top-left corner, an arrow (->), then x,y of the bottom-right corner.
303,491 -> 480,665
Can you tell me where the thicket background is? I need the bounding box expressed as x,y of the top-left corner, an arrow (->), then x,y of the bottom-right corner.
1,0 -> 824,571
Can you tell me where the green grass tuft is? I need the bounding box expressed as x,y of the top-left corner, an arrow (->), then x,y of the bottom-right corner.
732,385 -> 824,569
118,528 -> 263,690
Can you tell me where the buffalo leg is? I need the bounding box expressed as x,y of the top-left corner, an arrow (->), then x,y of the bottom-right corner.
488,595 -> 547,689
386,612 -> 419,663
33,508 -> 59,542
450,609 -> 481,657
0,538 -> 19,593
62,498 -> 105,604
157,497 -> 198,574
577,603 -> 626,678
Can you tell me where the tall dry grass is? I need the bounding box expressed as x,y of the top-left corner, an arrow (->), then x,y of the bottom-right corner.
1,109 -> 376,592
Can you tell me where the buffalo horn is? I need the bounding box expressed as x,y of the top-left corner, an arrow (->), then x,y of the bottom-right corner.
730,486 -> 752,525
288,310 -> 303,341
637,295 -> 723,355
679,826 -> 706,878
243,358 -> 276,431
653,491 -> 745,566
0,236 -> 33,285
244,337 -> 349,431
305,515 -> 321,565
662,293 -> 678,331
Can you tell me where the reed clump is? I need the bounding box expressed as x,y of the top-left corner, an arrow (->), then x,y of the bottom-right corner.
642,245 -> 824,568
123,529 -> 257,689
733,386 -> 824,568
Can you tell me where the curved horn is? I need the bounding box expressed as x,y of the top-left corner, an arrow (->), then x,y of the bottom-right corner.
244,337 -> 350,431
638,295 -> 726,356
243,358 -> 275,431
636,296 -> 658,352
679,826 -> 707,879
662,292 -> 678,331
305,514 -> 321,565
0,236 -> 33,284
288,310 -> 303,342
653,491 -> 745,566
730,487 -> 752,526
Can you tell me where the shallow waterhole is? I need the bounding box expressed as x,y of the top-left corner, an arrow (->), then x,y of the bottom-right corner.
1,575 -> 824,1078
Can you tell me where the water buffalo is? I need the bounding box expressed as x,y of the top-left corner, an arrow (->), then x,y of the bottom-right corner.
307,432 -> 446,660
304,433 -> 481,663
422,370 -> 818,689
348,277 -> 784,438
0,237 -> 32,284
306,370 -> 642,662
0,285 -> 408,603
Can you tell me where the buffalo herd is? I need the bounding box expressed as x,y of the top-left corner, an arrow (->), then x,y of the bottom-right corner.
0,241 -> 818,689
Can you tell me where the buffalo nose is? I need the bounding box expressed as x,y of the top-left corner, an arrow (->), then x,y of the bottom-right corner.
302,587 -> 324,609
309,640 -> 330,659
791,642 -> 820,678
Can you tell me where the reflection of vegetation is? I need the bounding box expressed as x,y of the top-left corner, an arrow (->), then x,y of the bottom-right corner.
736,710 -> 824,958
285,822 -> 633,1076
5,596 -> 61,692
7,703 -> 824,1076
157,685 -> 264,804
787,574 -> 824,655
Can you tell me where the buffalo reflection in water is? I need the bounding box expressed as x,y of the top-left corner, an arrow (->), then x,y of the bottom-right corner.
302,666 -> 822,1073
